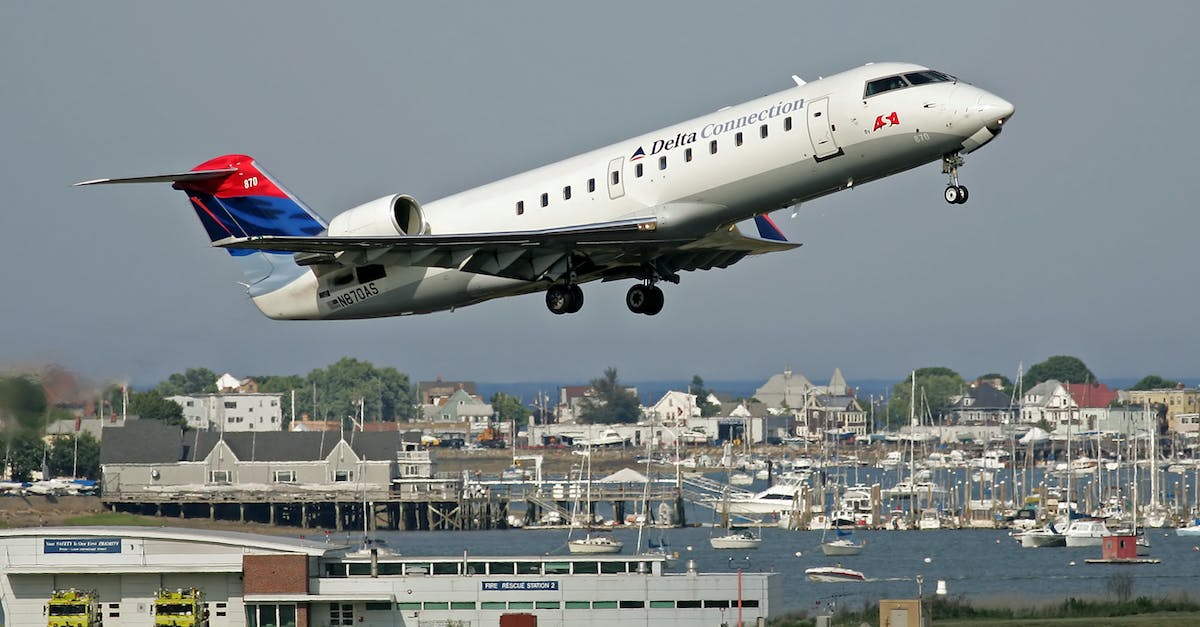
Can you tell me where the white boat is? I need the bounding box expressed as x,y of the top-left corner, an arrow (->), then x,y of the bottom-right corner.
1175,523 -> 1200,536
729,472 -> 755,486
820,529 -> 865,556
1016,525 -> 1066,548
805,566 -> 865,582
568,534 -> 624,554
917,509 -> 942,530
701,477 -> 805,515
709,529 -> 762,550
575,429 -> 627,448
882,481 -> 947,500
1063,518 -> 1112,547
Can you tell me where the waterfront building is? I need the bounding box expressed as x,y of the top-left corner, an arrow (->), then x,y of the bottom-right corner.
1128,386 -> 1200,433
947,382 -> 1015,425
0,526 -> 776,627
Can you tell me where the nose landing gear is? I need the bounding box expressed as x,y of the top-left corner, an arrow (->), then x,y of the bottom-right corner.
626,282 -> 664,316
942,152 -> 968,204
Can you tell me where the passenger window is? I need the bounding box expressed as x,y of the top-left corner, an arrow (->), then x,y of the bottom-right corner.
735,132 -> 743,147
760,124 -> 768,139
587,178 -> 596,193
540,193 -> 548,208
516,200 -> 524,216
658,156 -> 666,170
611,171 -> 620,185
563,185 -> 571,201
684,148 -> 692,162
709,140 -> 718,154
635,163 -> 644,178
784,117 -> 793,131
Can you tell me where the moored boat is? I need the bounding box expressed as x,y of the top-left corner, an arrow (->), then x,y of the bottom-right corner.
568,534 -> 624,554
1016,525 -> 1066,548
709,529 -> 762,550
805,566 -> 866,582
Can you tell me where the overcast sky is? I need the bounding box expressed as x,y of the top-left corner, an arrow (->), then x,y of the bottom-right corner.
2,2 -> 1197,389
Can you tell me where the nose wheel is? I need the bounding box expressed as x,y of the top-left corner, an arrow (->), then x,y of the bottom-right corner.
546,283 -> 584,315
942,153 -> 968,204
626,283 -> 664,315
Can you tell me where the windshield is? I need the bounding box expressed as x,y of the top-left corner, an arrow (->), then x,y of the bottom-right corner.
49,604 -> 87,616
157,603 -> 194,615
865,69 -> 955,98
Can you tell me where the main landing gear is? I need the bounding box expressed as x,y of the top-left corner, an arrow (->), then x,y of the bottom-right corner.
545,283 -> 583,315
942,152 -> 968,204
626,282 -> 664,316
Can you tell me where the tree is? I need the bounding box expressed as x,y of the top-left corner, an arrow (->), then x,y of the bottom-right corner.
578,367 -> 642,424
1130,375 -> 1180,391
48,432 -> 100,479
0,375 -> 48,435
491,392 -> 531,426
1022,356 -> 1096,389
304,358 -> 416,426
6,430 -> 44,482
153,367 -> 219,397
689,374 -> 721,417
885,367 -> 966,429
128,391 -> 185,427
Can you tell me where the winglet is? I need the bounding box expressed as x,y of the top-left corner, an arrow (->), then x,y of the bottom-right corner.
75,168 -> 237,187
753,214 -> 788,242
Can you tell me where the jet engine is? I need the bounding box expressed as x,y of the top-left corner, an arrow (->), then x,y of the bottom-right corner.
326,194 -> 428,237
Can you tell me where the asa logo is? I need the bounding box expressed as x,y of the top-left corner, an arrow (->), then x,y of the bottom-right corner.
873,112 -> 900,131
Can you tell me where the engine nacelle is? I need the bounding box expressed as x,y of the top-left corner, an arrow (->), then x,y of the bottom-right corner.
326,194 -> 428,237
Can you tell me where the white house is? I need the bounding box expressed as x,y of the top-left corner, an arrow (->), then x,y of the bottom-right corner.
168,393 -> 283,432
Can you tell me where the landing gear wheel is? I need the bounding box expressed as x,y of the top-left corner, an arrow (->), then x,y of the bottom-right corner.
546,285 -> 572,315
626,284 -> 650,314
643,286 -> 664,316
944,186 -> 960,204
954,185 -> 968,204
566,284 -> 584,313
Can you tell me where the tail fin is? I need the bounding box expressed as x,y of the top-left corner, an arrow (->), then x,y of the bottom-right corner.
77,154 -> 324,292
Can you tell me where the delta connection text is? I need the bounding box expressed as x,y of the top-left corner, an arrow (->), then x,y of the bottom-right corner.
640,98 -> 805,157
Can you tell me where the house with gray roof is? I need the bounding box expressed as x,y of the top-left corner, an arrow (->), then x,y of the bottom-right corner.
100,420 -> 406,500
948,383 -> 1015,425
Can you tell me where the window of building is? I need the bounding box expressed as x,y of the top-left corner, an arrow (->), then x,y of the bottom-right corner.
600,561 -> 625,574
704,600 -> 731,608
592,601 -> 618,609
396,602 -> 422,611
565,601 -> 590,609
619,600 -> 645,608
185,400 -> 194,407
450,601 -> 476,610
224,401 -> 237,409
209,470 -> 231,484
333,470 -> 354,482
273,470 -> 296,483
735,132 -> 744,147
658,156 -> 667,170
540,193 -> 548,207
784,116 -> 793,131
635,163 -> 644,178
515,561 -> 541,575
709,139 -> 718,154
536,601 -> 561,609
563,185 -> 571,200
516,200 -> 524,215
650,600 -> 674,608
677,600 -> 701,609
508,601 -> 533,610
422,602 -> 449,610
365,602 -> 392,611
587,177 -> 596,193
571,561 -> 598,574
480,602 -> 506,610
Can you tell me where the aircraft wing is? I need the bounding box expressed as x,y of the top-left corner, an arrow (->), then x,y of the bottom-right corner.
215,213 -> 798,283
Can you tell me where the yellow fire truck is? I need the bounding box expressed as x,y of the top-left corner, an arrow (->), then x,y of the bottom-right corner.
46,588 -> 101,627
153,588 -> 209,627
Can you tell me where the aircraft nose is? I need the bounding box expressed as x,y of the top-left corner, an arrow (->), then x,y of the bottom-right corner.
978,93 -> 1014,131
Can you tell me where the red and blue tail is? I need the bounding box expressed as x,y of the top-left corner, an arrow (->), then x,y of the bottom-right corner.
77,154 -> 324,292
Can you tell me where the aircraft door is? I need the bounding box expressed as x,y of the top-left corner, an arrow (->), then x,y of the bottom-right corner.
807,97 -> 843,161
607,157 -> 625,199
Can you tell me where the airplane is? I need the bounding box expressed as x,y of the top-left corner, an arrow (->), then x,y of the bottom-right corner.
78,61 -> 1013,319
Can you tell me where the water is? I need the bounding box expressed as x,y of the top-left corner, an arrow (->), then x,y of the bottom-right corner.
354,526 -> 1200,615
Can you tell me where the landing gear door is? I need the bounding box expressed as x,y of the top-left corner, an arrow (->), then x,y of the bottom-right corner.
607,157 -> 625,199
807,97 -> 843,161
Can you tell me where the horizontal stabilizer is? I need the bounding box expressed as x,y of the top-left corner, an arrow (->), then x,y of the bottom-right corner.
74,168 -> 237,187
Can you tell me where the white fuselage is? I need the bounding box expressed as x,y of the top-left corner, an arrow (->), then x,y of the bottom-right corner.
253,62 -> 1012,319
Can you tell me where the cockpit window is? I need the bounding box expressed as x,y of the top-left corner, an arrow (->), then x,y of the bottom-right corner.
904,70 -> 954,85
864,75 -> 910,97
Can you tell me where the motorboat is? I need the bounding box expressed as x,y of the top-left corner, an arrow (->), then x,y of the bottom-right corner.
701,477 -> 805,515
1063,518 -> 1112,547
709,529 -> 762,550
1175,522 -> 1200,536
882,481 -> 947,500
1016,525 -> 1066,548
805,566 -> 865,582
567,534 -> 624,554
917,510 -> 942,530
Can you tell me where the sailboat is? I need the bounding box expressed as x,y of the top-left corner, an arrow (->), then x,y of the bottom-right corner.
820,527 -> 865,556
567,446 -> 623,554
709,487 -> 762,550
